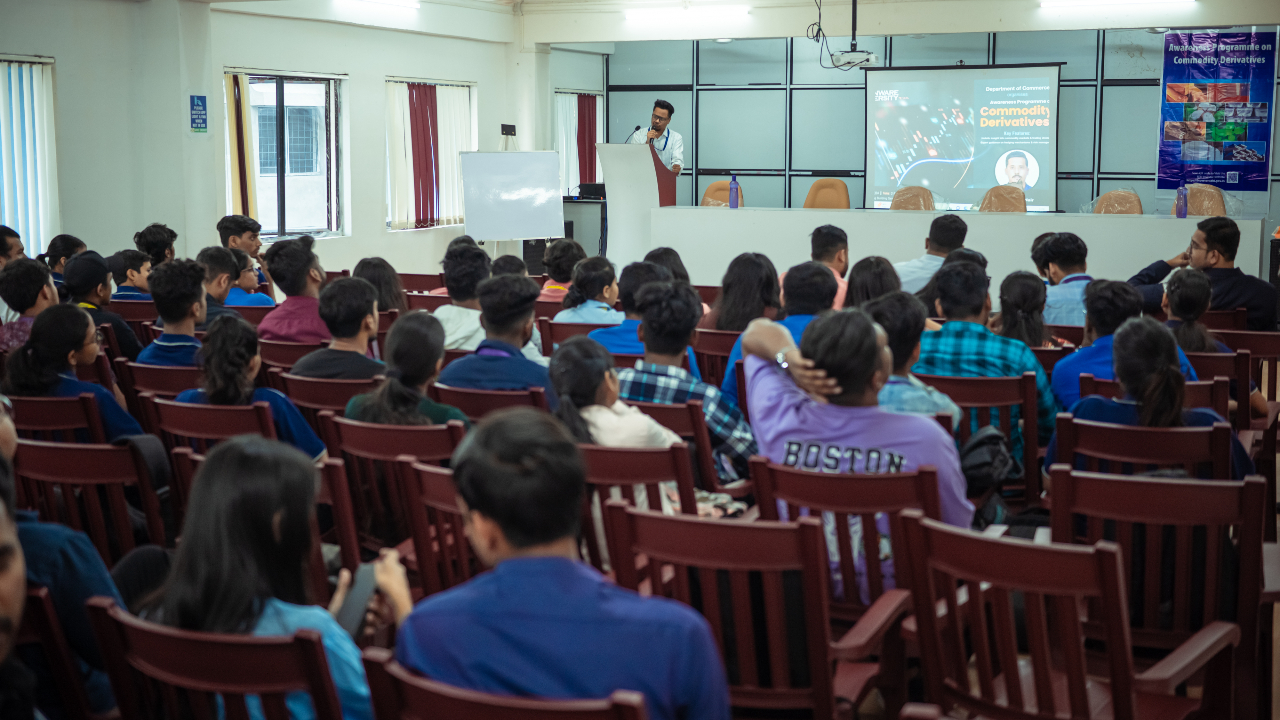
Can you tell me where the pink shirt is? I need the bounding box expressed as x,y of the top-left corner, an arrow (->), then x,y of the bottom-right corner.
0,316 -> 33,354
778,265 -> 847,309
256,296 -> 331,344
539,278 -> 571,303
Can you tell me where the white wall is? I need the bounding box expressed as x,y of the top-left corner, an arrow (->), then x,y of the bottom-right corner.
550,48 -> 605,93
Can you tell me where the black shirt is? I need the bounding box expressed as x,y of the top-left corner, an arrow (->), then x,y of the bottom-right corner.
81,303 -> 143,362
289,348 -> 385,380
1128,261 -> 1278,331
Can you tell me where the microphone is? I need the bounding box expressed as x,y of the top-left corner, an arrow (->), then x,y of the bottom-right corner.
624,125 -> 642,143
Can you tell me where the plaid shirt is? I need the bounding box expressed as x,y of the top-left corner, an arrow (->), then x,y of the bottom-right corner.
617,360 -> 757,480
911,321 -> 1058,454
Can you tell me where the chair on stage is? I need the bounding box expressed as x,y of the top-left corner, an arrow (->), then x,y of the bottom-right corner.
802,178 -> 850,209
888,186 -> 934,211
1093,188 -> 1143,214
977,185 -> 1026,212
1169,183 -> 1226,216
700,181 -> 744,207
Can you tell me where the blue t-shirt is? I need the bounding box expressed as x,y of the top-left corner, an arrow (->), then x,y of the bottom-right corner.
436,339 -> 560,410
174,387 -> 326,459
136,334 -> 202,367
111,286 -> 152,301
52,372 -> 143,441
226,286 -> 276,307
720,313 -> 816,406
588,319 -> 701,380
1050,334 -> 1198,410
249,599 -> 372,720
396,558 -> 730,720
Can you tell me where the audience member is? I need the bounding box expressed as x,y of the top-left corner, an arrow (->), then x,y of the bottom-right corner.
779,225 -> 848,308
107,250 -> 152,301
291,278 -> 386,380
0,488 -> 36,719
1051,280 -> 1197,409
395,408 -> 730,720
133,223 -> 177,269
432,244 -> 543,362
913,262 -> 1056,457
740,310 -> 973,599
721,261 -> 836,405
539,239 -> 586,302
0,260 -> 56,354
491,254 -> 527,277
63,250 -> 144,362
553,257 -> 623,324
140,436 -> 403,720
353,257 -> 408,313
136,259 -> 206,367
3,305 -> 142,441
1129,216 -> 1277,330
1045,317 -> 1252,478
257,235 -> 331,344
224,248 -> 275,307
588,262 -> 701,377
436,275 -> 558,407
426,235 -> 480,296
698,252 -> 779,331
175,316 -> 327,459
38,233 -> 86,294
551,336 -> 675,447
644,247 -> 692,284
990,271 -> 1062,349
844,255 -> 901,307
345,311 -> 468,427
864,291 -> 961,430
181,246 -> 244,330
1032,232 -> 1091,326
893,214 -> 967,293
1029,232 -> 1054,281
914,247 -> 987,316
217,214 -> 267,286
0,226 -> 24,322
617,281 -> 755,482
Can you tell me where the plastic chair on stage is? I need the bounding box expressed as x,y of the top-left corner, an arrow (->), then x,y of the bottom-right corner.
1092,189 -> 1143,214
700,181 -> 743,207
889,186 -> 934,211
978,185 -> 1027,212
802,179 -> 850,209
1169,183 -> 1226,216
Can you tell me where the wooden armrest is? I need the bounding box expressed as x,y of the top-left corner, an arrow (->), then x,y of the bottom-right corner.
900,583 -> 983,642
1033,526 -> 1052,545
1133,620 -> 1239,694
830,589 -> 912,661
898,704 -> 945,719
981,524 -> 1009,538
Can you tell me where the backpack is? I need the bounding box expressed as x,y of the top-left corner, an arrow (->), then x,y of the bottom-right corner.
958,425 -> 1021,497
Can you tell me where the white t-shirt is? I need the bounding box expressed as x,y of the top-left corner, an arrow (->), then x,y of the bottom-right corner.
627,127 -> 684,170
430,304 -> 547,366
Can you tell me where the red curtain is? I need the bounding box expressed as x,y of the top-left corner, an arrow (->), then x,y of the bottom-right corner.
407,83 -> 440,228
576,94 -> 597,185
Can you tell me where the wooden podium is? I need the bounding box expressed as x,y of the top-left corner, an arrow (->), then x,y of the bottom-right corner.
650,142 -> 677,207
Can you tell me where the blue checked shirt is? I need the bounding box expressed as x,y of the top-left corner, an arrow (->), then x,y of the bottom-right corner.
911,321 -> 1059,456
617,360 -> 757,480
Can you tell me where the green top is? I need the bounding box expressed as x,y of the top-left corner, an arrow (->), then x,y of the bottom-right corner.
344,392 -> 471,428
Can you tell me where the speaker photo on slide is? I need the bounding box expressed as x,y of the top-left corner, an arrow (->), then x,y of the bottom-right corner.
994,150 -> 1040,192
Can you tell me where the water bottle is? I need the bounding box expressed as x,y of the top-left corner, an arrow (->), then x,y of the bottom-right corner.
728,175 -> 739,209
1175,183 -> 1188,218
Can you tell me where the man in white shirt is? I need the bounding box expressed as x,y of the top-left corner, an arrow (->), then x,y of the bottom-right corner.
432,244 -> 547,365
0,227 -> 26,323
626,99 -> 683,173
893,214 -> 967,294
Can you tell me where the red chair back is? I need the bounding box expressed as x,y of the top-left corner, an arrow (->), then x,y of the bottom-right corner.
17,586 -> 97,720
74,351 -> 114,389
126,363 -> 205,433
406,293 -> 452,312
110,300 -> 158,344
442,349 -> 472,367
234,304 -> 274,327
692,285 -> 720,308
630,400 -> 748,497
692,329 -> 740,387
87,597 -> 345,720
1030,345 -> 1073,377
148,394 -> 276,454
362,647 -> 647,720
15,439 -> 166,566
1184,350 -> 1252,431
97,322 -> 122,360
10,394 -> 106,444
398,273 -> 444,292
373,310 -> 400,358
1046,324 -> 1085,346
1054,413 -> 1232,479
536,319 -> 612,357
1213,330 -> 1280,401
325,269 -> 350,283
278,373 -> 383,449
535,299 -> 564,321
1201,307 -> 1247,330
610,353 -> 688,371
393,459 -> 482,596
430,384 -> 548,422
259,339 -> 327,374
734,359 -> 748,422
1077,373 -> 1230,419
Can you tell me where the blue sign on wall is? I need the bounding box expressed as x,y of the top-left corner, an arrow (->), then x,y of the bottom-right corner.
190,95 -> 207,133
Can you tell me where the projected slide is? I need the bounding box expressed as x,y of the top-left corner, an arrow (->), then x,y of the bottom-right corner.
865,65 -> 1061,211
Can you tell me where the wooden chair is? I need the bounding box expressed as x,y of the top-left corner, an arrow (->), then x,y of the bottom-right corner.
124,363 -> 204,433
430,384 -> 549,423
977,185 -> 1026,212
441,349 -> 472,367
17,586 -> 101,720
802,178 -> 850,209
897,508 -> 1239,720
10,394 -> 106,444
700,180 -> 744,207
74,352 -> 115,390
1201,307 -> 1247,330
87,596 -> 346,720
392,459 -> 481,595
1210,330 -> 1280,527
915,372 -> 1041,504
259,339 -> 327,376
110,300 -> 158,346
1046,324 -> 1085,346
1077,373 -> 1231,419
1054,413 -> 1232,480
611,352 -> 689,371
1048,466 -> 1267,720
147,393 -> 276,454
362,646 -> 647,720
277,372 -> 383,450
15,439 -> 166,567
373,309 -> 400,359
605,503 -> 912,718
406,293 -> 452,312
692,328 -> 740,388
398,273 -> 443,293
752,458 -> 940,628
96,322 -> 122,363
1185,349 -> 1253,431
536,319 -> 612,357
535,299 -> 564,321
889,186 -> 934,211
1030,345 -> 1073,378
232,303 -> 273,327
631,400 -> 748,498
692,285 -> 720,308
734,359 -> 749,422
325,269 -> 350,283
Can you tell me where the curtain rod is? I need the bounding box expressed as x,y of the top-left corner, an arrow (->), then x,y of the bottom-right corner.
0,54 -> 54,64
224,67 -> 348,80
387,76 -> 475,87
556,88 -> 604,96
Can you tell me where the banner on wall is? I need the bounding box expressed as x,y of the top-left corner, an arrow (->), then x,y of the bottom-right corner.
1157,31 -> 1275,192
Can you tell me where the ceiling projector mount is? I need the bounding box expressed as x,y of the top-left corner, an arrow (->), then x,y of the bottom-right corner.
807,0 -> 879,70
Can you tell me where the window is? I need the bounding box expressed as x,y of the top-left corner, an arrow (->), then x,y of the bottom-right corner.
386,80 -> 475,229
0,60 -> 59,252
225,72 -> 340,237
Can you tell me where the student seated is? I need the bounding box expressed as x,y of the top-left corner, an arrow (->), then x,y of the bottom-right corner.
1045,317 -> 1252,479
141,436 -> 407,720
893,214 -> 966,294
38,233 -> 86,292
552,257 -> 623,325
1031,232 -> 1091,326
353,257 -> 407,314
1051,280 -> 1197,410
491,254 -> 527,277
175,316 -> 327,460
721,261 -> 836,406
697,252 -> 779,331
0,225 -> 26,323
136,259 -> 206,367
431,244 -> 543,362
538,239 -> 586,302
394,408 -> 730,720
436,275 -> 558,407
914,247 -> 986,316
2,305 -> 143,441
63,250 -> 144,362
616,281 -> 755,482
225,248 -> 275,307
844,256 -> 900,308
588,262 -> 701,377
0,259 -> 58,354
913,262 -> 1057,458
257,235 -> 331,344
290,278 -> 385,380
426,236 -> 479,296
864,291 -> 962,430
988,271 -> 1067,349
345,311 -> 468,427
643,247 -> 709,315
0,483 -> 39,717
778,226 -> 848,308
156,246 -> 243,333
740,311 -> 973,600
108,249 -> 152,301
217,214 -> 267,287
134,222 -> 176,269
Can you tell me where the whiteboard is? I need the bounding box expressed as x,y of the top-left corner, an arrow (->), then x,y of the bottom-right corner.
460,152 -> 565,241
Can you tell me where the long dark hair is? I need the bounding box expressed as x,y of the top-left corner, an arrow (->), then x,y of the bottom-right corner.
549,336 -> 614,444
142,436 -> 316,632
199,316 -> 259,406
353,257 -> 408,313
845,256 -> 900,308
713,253 -> 780,332
562,257 -> 616,310
362,311 -> 445,425
1165,269 -> 1217,353
916,248 -> 988,315
37,234 -> 85,272
2,305 -> 92,397
643,247 -> 690,283
997,271 -> 1051,348
1113,317 -> 1185,428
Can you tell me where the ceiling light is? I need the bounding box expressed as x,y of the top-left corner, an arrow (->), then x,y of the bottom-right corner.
1041,0 -> 1191,6
625,6 -> 750,23
355,0 -> 421,8
716,38 -> 734,43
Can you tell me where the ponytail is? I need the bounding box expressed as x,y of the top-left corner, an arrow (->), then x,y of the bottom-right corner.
2,305 -> 91,397
1138,364 -> 1185,428
364,371 -> 431,425
997,271 -> 1049,348
549,336 -> 614,444
1166,268 -> 1218,353
362,311 -> 445,425
552,394 -> 595,444
1113,316 -> 1186,429
562,257 -> 617,311
199,316 -> 258,406
562,284 -> 589,310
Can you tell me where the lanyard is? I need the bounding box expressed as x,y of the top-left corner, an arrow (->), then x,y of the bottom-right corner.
1060,275 -> 1093,285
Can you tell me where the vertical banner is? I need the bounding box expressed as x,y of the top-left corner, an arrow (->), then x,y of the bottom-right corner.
1158,31 -> 1275,192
